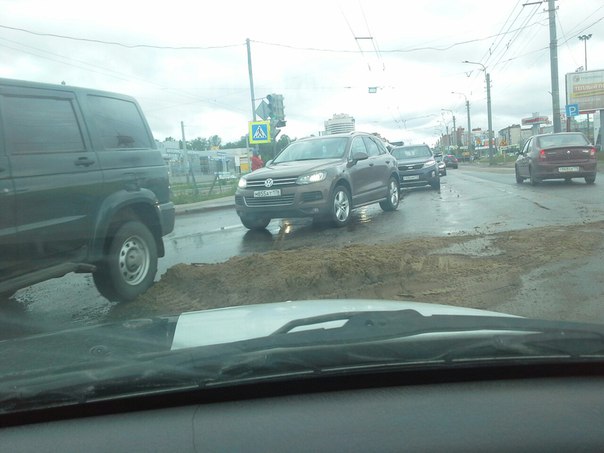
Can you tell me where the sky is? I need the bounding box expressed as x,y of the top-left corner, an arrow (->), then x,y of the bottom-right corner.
0,0 -> 603,147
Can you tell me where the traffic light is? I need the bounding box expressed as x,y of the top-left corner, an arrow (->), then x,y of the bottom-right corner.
266,93 -> 285,121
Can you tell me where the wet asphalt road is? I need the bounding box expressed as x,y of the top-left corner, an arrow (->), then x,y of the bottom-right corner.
3,165 -> 604,338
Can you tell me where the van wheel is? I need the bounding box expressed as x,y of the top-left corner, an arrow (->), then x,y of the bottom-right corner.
93,221 -> 158,302
331,185 -> 351,227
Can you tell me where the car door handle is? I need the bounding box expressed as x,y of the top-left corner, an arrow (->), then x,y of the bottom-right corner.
74,157 -> 95,167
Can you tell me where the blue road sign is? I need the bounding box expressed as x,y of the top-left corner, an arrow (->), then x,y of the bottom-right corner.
565,104 -> 579,117
249,121 -> 271,144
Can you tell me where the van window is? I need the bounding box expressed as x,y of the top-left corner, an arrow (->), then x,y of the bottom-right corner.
2,96 -> 85,154
87,95 -> 152,149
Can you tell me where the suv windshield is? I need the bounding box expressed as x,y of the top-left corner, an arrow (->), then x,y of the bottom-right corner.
273,137 -> 348,163
391,146 -> 432,159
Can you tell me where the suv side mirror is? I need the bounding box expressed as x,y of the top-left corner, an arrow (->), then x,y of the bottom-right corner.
350,151 -> 369,163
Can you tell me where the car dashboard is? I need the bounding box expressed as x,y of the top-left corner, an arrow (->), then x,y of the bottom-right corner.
2,363 -> 604,452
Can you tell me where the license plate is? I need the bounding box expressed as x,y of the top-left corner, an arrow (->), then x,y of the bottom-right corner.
403,175 -> 420,181
253,189 -> 281,197
558,166 -> 580,173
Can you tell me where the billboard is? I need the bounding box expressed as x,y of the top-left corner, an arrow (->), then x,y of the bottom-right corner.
566,70 -> 604,112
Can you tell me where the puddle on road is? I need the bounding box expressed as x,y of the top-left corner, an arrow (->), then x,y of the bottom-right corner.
431,236 -> 504,257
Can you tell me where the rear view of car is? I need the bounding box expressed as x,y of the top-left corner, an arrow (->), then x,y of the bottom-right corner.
443,154 -> 458,169
390,144 -> 440,190
515,132 -> 597,185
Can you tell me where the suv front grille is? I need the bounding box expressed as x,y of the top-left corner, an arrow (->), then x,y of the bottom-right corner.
246,177 -> 298,188
399,164 -> 423,171
244,195 -> 295,207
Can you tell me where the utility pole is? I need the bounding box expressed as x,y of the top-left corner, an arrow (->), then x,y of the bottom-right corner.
247,38 -> 256,121
441,109 -> 456,147
579,34 -> 592,141
452,115 -> 457,147
548,0 -> 562,132
463,61 -> 494,164
486,72 -> 494,161
181,121 -> 198,194
452,92 -> 473,154
466,101 -> 472,152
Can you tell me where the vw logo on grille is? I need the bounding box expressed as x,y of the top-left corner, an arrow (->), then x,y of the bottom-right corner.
264,178 -> 274,188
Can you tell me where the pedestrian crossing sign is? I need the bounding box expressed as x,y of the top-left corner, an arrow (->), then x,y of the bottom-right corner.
249,121 -> 271,144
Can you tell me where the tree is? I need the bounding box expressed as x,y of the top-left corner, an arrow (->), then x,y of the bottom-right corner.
190,137 -> 209,151
209,135 -> 222,148
222,136 -> 247,149
277,134 -> 292,152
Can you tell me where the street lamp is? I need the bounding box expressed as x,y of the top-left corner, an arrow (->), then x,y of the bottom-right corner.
463,60 -> 494,164
578,34 -> 592,70
452,92 -> 473,154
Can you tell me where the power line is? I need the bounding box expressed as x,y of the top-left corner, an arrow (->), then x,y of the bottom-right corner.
0,24 -> 243,50
479,0 -> 523,67
0,37 -> 249,115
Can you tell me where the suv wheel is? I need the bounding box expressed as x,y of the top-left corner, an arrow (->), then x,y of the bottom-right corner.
515,165 -> 524,184
240,215 -> 271,230
431,176 -> 441,191
331,185 -> 351,227
93,221 -> 158,302
379,177 -> 400,212
585,175 -> 596,184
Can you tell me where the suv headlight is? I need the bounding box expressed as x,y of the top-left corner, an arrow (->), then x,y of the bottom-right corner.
297,171 -> 327,185
423,159 -> 436,168
238,178 -> 247,189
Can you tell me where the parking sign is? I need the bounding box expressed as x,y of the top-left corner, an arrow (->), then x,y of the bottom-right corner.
565,104 -> 579,117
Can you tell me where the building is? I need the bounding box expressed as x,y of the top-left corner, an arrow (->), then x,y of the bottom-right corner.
498,124 -> 522,148
324,114 -> 355,135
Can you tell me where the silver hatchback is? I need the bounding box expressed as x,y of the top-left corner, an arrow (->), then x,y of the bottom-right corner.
235,132 -> 400,229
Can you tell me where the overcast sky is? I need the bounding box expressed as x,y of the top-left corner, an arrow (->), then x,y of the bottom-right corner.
0,0 -> 602,146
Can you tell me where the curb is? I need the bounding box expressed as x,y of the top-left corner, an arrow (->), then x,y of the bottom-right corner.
175,203 -> 235,216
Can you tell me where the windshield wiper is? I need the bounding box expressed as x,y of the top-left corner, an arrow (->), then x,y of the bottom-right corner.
269,310 -> 604,343
196,310 -> 604,385
4,310 -> 604,412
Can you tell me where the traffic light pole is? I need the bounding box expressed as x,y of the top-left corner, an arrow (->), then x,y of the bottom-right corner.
247,38 -> 256,121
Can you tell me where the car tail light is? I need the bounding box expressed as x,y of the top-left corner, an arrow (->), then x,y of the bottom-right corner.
539,149 -> 546,160
590,147 -> 596,157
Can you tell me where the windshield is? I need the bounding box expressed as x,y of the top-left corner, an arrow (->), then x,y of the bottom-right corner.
273,137 -> 348,163
536,133 -> 590,148
1,0 -> 604,418
391,146 -> 432,159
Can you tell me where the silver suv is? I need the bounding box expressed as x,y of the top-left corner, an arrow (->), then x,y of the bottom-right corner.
235,132 -> 400,229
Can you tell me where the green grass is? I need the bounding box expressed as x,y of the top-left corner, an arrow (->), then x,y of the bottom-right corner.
171,182 -> 237,205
